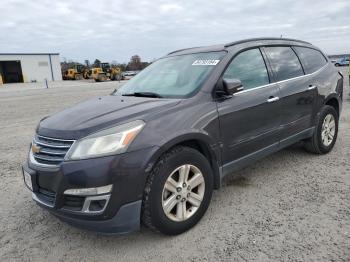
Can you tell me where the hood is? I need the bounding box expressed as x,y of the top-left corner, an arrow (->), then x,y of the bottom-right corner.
38,95 -> 181,139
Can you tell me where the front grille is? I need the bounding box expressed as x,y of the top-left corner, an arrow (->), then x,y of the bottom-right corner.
32,134 -> 74,166
36,187 -> 56,206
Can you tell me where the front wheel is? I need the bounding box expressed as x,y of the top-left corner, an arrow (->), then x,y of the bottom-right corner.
304,105 -> 338,154
142,146 -> 213,235
97,74 -> 107,82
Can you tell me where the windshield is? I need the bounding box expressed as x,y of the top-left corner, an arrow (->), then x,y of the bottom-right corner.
115,51 -> 226,98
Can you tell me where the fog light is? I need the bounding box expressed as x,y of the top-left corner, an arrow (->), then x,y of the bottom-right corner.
88,199 -> 107,212
64,185 -> 113,196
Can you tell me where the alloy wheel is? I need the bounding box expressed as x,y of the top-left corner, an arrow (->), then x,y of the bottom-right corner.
321,114 -> 336,146
161,164 -> 205,222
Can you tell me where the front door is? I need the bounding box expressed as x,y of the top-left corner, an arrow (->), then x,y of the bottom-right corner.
216,48 -> 281,174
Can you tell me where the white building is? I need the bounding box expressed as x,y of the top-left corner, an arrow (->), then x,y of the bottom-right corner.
0,53 -> 62,84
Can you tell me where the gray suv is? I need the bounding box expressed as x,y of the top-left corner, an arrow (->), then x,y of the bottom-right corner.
23,38 -> 343,235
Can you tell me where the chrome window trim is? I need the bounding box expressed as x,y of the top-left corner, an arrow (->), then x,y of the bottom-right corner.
234,83 -> 275,95
233,62 -> 328,95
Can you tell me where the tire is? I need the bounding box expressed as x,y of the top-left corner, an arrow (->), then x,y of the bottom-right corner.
304,105 -> 338,154
142,146 -> 213,235
335,63 -> 339,67
98,74 -> 107,82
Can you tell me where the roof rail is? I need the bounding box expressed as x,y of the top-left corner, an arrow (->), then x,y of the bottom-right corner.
168,46 -> 202,55
224,37 -> 311,47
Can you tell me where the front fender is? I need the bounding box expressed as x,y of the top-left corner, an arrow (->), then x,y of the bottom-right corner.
144,131 -> 222,189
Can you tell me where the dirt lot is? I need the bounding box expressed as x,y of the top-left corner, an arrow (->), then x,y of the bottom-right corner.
1,69 -> 349,262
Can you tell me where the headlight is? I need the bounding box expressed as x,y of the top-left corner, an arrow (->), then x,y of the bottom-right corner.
66,120 -> 145,160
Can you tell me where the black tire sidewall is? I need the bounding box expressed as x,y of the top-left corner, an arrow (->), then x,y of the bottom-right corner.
316,106 -> 338,153
148,147 -> 213,235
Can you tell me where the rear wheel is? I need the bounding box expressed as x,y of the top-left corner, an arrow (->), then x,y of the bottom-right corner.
142,146 -> 213,235
304,105 -> 338,154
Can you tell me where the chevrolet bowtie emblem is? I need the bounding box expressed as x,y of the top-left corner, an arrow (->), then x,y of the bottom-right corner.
31,144 -> 41,154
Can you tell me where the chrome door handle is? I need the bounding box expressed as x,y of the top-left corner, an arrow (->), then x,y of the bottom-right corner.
267,96 -> 279,103
308,85 -> 317,90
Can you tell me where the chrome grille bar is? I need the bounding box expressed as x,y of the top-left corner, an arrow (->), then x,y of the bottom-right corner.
31,134 -> 75,166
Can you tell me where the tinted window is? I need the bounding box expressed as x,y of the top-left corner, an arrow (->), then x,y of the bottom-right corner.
265,46 -> 304,81
223,49 -> 269,90
294,47 -> 327,74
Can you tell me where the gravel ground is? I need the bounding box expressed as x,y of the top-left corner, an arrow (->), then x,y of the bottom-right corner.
0,70 -> 349,262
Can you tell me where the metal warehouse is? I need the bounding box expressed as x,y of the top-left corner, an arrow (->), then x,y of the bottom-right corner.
0,53 -> 62,84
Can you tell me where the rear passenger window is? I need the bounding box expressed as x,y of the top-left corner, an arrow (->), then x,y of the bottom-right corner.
265,46 -> 304,82
294,47 -> 327,74
223,48 -> 269,90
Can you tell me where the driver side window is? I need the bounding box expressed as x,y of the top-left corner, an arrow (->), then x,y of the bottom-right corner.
223,48 -> 270,90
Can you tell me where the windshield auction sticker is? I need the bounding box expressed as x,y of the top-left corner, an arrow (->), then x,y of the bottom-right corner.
192,60 -> 220,66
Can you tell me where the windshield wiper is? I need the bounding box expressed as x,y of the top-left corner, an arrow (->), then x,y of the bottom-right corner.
122,92 -> 163,98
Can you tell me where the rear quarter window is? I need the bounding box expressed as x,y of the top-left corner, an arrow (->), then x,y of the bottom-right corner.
293,47 -> 327,74
264,46 -> 304,82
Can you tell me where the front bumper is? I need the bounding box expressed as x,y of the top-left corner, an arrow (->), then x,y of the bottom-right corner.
23,146 -> 158,234
49,198 -> 142,234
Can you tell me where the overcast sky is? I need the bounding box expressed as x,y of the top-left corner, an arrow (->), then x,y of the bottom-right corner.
1,0 -> 349,63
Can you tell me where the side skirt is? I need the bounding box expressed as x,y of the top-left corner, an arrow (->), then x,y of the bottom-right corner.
220,127 -> 315,181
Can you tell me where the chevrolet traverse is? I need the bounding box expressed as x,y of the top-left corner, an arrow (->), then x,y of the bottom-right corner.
23,38 -> 343,235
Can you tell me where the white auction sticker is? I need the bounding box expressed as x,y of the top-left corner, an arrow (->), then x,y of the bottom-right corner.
192,60 -> 220,66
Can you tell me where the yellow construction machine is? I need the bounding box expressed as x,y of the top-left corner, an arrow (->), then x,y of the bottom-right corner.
109,66 -> 122,81
90,63 -> 121,82
63,68 -> 83,80
89,67 -> 106,82
63,64 -> 90,80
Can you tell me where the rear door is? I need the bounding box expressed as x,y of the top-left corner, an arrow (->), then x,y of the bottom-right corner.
293,46 -> 329,109
264,46 -> 316,140
216,48 -> 281,169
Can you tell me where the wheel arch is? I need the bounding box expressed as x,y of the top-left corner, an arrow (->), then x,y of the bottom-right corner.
324,95 -> 340,117
145,133 -> 222,189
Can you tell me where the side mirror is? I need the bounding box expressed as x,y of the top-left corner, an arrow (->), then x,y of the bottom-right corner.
222,78 -> 244,95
